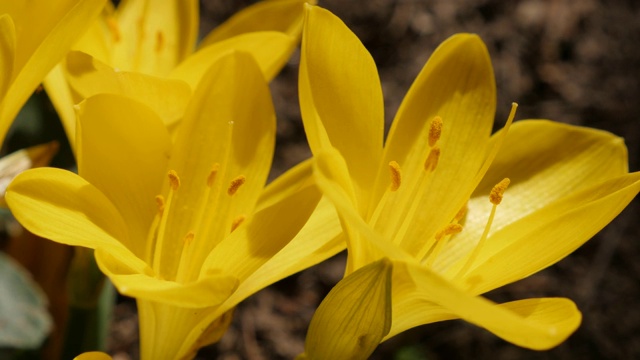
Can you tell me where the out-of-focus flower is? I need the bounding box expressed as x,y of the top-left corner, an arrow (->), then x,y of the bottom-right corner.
74,351 -> 112,360
297,5 -> 640,358
7,51 -> 343,359
44,0 -> 314,150
0,0 -> 105,146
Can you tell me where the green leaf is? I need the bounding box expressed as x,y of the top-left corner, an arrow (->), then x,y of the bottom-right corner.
0,252 -> 52,349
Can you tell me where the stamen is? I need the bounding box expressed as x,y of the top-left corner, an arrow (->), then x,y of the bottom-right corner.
428,116 -> 443,147
207,163 -> 221,187
155,195 -> 165,213
489,178 -> 510,205
227,175 -> 246,196
231,215 -> 246,232
435,223 -> 463,241
423,223 -> 463,267
454,178 -> 510,280
155,31 -> 164,53
152,171 -> 180,272
424,146 -> 441,172
168,170 -> 180,191
182,231 -> 195,246
106,17 -> 121,42
389,161 -> 402,191
454,202 -> 468,222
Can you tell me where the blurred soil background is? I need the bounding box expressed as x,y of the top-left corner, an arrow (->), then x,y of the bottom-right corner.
3,0 -> 639,359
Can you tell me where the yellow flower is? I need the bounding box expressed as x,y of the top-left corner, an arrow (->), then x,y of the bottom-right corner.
298,5 -> 640,358
44,0 -> 315,150
7,51 -> 343,359
0,0 -> 105,146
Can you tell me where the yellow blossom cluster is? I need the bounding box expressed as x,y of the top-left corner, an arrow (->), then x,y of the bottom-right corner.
1,1 -> 638,359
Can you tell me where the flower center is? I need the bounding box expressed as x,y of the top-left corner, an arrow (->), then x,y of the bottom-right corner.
147,167 -> 247,280
374,104 -> 519,273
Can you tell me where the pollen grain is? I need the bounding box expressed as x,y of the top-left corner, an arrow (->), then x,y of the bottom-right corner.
227,175 -> 246,196
168,170 -> 181,191
207,163 -> 221,187
389,161 -> 402,191
231,215 -> 246,232
428,116 -> 443,147
489,178 -> 510,205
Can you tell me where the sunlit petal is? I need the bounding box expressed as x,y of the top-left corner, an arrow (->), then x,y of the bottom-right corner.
451,172 -> 640,295
437,120 -> 631,273
302,258 -> 392,360
112,0 -> 198,75
300,5 -> 383,209
393,261 -> 581,350
0,0 -> 105,144
5,168 -> 140,263
160,51 -> 275,279
200,0 -> 312,46
377,34 -> 496,255
76,94 -> 170,259
66,51 -> 192,126
170,31 -> 295,89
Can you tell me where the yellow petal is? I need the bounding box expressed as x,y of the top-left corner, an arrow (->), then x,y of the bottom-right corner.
161,51 -> 275,276
136,300 -> 231,360
377,34 -> 496,255
451,172 -> 640,295
5,168 -> 145,268
76,94 -> 170,259
218,160 -> 344,310
0,14 -> 16,99
437,120 -> 630,273
225,197 -> 344,310
201,173 -> 321,288
393,261 -> 581,350
170,31 -> 295,89
66,51 -> 192,126
300,5 -> 383,208
95,249 -> 238,308
74,352 -> 112,360
43,65 -> 79,151
303,258 -> 392,360
0,0 -> 106,145
112,0 -> 199,75
200,0 -> 312,46
71,7 -> 112,64
313,148 -> 412,273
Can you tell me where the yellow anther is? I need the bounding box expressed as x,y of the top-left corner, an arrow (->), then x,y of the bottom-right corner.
389,161 -> 402,191
155,195 -> 165,213
182,231 -> 195,246
454,203 -> 468,222
207,163 -> 221,187
227,175 -> 246,196
428,116 -> 443,147
231,215 -> 246,232
106,17 -> 121,42
424,146 -> 441,172
489,178 -> 510,205
168,170 -> 180,191
435,223 -> 463,241
155,31 -> 164,53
